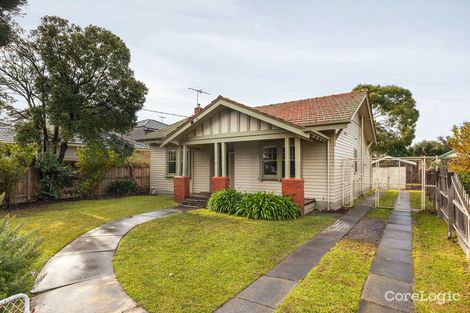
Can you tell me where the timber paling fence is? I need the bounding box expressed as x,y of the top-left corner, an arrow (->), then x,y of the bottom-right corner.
9,165 -> 150,204
434,168 -> 470,259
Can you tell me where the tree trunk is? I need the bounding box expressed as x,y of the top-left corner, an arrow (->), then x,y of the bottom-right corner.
58,142 -> 68,164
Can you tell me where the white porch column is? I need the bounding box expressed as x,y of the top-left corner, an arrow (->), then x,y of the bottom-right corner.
214,142 -> 219,176
284,137 -> 291,178
182,144 -> 187,176
176,145 -> 182,176
295,137 -> 301,178
221,142 -> 227,177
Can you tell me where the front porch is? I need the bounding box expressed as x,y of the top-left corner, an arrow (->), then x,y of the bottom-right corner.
172,137 -> 307,213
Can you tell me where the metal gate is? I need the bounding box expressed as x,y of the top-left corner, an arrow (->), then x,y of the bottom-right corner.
372,156 -> 438,210
0,294 -> 30,313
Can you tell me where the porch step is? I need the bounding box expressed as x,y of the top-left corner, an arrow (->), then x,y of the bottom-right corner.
182,194 -> 210,208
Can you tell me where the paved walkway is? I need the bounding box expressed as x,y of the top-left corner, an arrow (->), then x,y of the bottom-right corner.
359,191 -> 414,313
216,196 -> 376,313
31,207 -> 191,313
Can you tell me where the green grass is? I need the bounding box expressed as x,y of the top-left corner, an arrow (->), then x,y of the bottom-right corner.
276,207 -> 391,313
413,211 -> 470,312
1,195 -> 175,270
114,210 -> 337,313
276,239 -> 376,313
378,190 -> 399,208
409,190 -> 435,211
366,207 -> 392,221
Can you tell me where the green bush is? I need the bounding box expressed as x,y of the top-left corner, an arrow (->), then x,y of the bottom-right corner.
36,152 -> 73,200
0,216 -> 42,298
107,180 -> 142,196
207,189 -> 242,214
207,189 -> 301,220
457,172 -> 470,194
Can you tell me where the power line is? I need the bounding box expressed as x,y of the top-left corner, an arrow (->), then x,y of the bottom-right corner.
141,108 -> 188,118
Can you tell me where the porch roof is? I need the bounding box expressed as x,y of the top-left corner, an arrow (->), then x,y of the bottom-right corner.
159,96 -> 329,146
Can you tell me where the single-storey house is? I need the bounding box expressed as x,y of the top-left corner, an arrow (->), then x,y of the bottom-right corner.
138,90 -> 376,213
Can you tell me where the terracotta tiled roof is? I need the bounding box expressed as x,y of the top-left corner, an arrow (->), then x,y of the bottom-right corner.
254,90 -> 367,127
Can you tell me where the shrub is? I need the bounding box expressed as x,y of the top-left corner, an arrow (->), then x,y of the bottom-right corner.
207,190 -> 301,220
0,216 -> 42,298
36,152 -> 73,200
107,180 -> 142,196
0,143 -> 35,206
207,189 -> 242,214
457,172 -> 470,194
236,192 -> 301,220
76,138 -> 134,197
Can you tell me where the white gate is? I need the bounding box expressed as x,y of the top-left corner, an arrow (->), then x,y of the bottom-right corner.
372,156 -> 438,210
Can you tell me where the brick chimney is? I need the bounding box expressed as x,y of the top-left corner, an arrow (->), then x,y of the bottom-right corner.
194,105 -> 203,115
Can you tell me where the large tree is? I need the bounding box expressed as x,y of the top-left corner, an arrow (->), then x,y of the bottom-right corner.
0,0 -> 27,46
353,84 -> 419,156
408,136 -> 451,156
0,16 -> 148,163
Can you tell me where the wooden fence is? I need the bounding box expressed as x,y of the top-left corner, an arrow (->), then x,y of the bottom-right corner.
10,165 -> 150,204
435,168 -> 470,259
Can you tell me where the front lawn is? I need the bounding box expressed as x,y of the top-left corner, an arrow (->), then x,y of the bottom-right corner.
276,207 -> 392,313
1,195 -> 175,270
413,211 -> 470,312
114,210 -> 337,313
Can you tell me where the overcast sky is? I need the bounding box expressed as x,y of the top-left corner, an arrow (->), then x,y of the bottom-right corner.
16,0 -> 470,142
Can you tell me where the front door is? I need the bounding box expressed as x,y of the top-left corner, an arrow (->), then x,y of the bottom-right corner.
228,151 -> 235,189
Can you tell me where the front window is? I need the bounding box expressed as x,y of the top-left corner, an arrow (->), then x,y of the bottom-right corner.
167,149 -> 177,175
263,146 -> 278,177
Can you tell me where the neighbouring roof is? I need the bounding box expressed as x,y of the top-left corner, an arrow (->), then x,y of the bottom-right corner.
439,150 -> 457,160
0,126 -> 148,149
254,90 -> 368,127
136,119 -> 167,130
0,126 -> 15,143
138,118 -> 190,142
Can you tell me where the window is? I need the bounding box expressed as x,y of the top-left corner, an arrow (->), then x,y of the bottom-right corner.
167,148 -> 177,175
354,148 -> 358,173
282,145 -> 295,178
262,146 -> 278,178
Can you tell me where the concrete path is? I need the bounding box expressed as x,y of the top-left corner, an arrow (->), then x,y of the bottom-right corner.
216,196 -> 375,313
31,206 -> 191,313
359,192 -> 414,313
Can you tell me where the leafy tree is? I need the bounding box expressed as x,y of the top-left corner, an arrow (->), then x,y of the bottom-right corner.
76,136 -> 134,197
0,0 -> 27,46
408,136 -> 451,156
0,215 -> 42,298
353,84 -> 420,156
0,143 -> 34,206
449,121 -> 470,173
0,16 -> 147,164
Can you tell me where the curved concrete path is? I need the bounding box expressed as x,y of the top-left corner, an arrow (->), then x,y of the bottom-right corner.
31,206 -> 191,313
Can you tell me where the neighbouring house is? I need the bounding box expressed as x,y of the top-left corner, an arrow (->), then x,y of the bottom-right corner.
130,119 -> 167,140
137,90 -> 377,213
0,126 -> 150,163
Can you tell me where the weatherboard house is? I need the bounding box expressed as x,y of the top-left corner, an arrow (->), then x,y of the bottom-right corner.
138,91 -> 377,213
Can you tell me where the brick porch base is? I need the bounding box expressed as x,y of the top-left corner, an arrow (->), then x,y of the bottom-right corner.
211,176 -> 230,193
174,176 -> 190,202
282,178 -> 305,214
